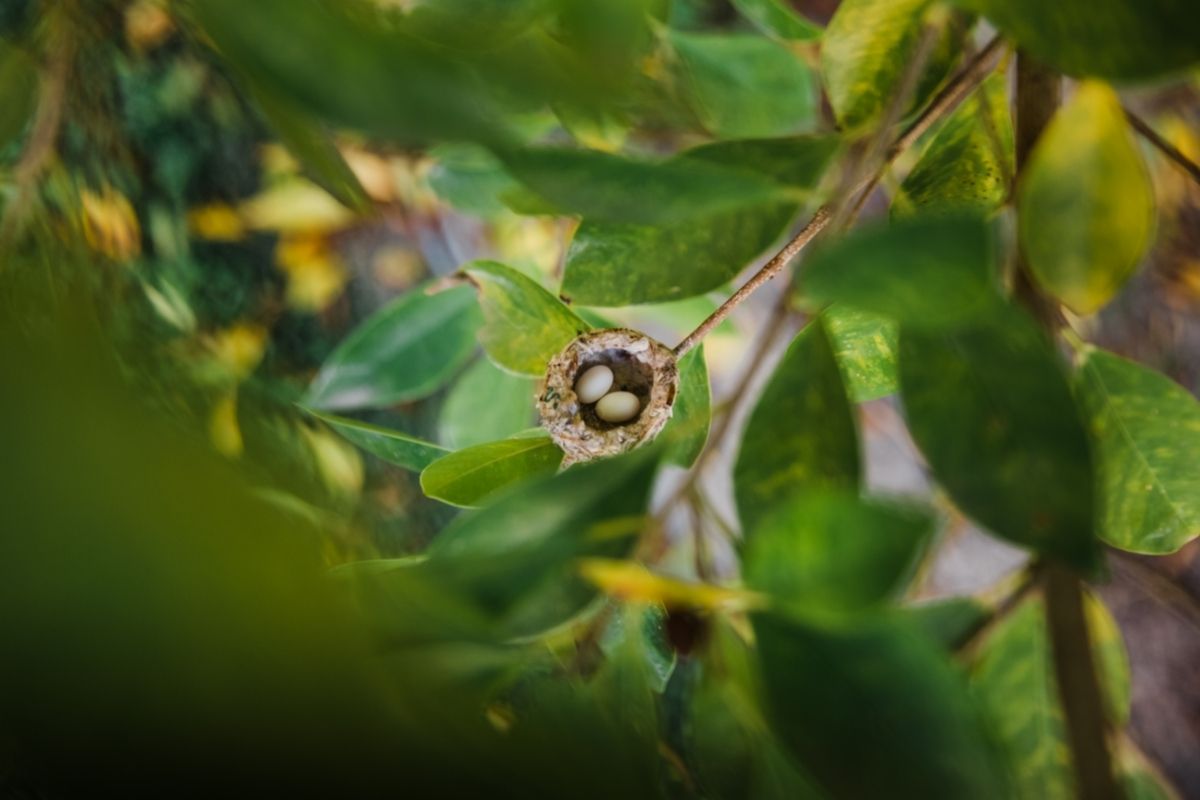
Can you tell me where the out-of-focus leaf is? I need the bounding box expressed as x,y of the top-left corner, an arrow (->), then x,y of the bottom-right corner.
563,136 -> 839,305
193,0 -> 514,147
1075,347 -> 1200,555
579,559 -> 759,612
598,604 -> 676,694
422,447 -> 659,638
462,260 -> 589,375
823,304 -> 899,402
440,358 -> 536,449
755,612 -> 1008,799
428,144 -> 520,217
744,493 -> 934,616
734,319 -> 860,535
949,0 -> 1200,81
899,304 -> 1098,569
897,74 -> 1013,215
731,0 -> 822,41
1119,746 -> 1181,800
420,433 -> 563,507
662,345 -> 710,467
252,89 -> 371,213
305,284 -> 481,411
498,144 -> 793,224
395,0 -> 552,50
1018,82 -> 1155,315
309,410 -> 447,472
820,0 -> 963,131
797,213 -> 999,328
0,43 -> 35,148
969,594 -> 1130,798
668,31 -> 818,139
905,596 -> 990,651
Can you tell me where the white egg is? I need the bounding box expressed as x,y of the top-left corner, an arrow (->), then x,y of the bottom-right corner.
574,365 -> 614,404
596,391 -> 641,423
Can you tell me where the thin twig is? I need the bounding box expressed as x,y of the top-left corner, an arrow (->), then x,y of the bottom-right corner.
673,35 -> 1007,358
1124,106 -> 1200,188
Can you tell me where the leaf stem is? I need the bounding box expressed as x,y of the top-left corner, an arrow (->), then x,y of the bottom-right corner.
672,35 -> 1007,358
1123,106 -> 1200,188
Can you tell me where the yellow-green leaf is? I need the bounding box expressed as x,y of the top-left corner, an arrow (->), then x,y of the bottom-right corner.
420,433 -> 563,507
1017,82 -> 1155,315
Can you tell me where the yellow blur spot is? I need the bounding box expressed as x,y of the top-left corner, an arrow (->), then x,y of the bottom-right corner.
187,203 -> 246,241
300,425 -> 364,496
240,178 -> 355,233
125,0 -> 174,52
80,187 -> 141,261
209,390 -> 243,458
208,322 -> 268,380
578,558 -> 762,612
342,146 -> 397,203
276,233 -> 347,312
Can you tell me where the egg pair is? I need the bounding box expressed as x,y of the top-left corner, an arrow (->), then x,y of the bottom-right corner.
574,364 -> 641,423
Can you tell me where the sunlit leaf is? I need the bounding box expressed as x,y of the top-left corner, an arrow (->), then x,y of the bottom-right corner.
668,31 -> 818,139
578,559 -> 760,611
797,212 -> 999,328
1075,347 -> 1200,554
305,284 -> 481,411
440,358 -> 536,449
462,260 -> 589,375
1018,82 -> 1155,315
744,493 -> 934,616
563,136 -> 839,305
823,304 -> 899,402
420,433 -> 563,507
731,0 -> 822,42
662,345 -> 711,467
308,410 -> 447,472
734,319 -> 860,535
969,593 -> 1131,799
899,304 -> 1098,569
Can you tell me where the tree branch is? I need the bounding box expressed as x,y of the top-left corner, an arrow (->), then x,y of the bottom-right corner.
1123,106 -> 1200,189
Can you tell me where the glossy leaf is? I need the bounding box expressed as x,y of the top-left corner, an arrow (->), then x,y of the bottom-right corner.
563,136 -> 838,305
744,493 -> 934,616
897,74 -> 1013,215
439,358 -> 536,449
969,594 -> 1131,799
669,31 -> 818,138
823,304 -> 899,402
899,304 -> 1098,568
820,0 -> 963,131
305,284 -> 481,411
423,447 -> 660,638
420,433 -> 563,507
1076,347 -> 1200,554
194,0 -> 514,147
755,612 -> 1009,799
731,0 -> 822,41
498,145 -> 791,224
462,260 -> 589,375
950,0 -> 1200,81
797,213 -> 999,328
662,345 -> 711,467
309,411 -> 447,472
734,319 -> 860,535
1018,82 -> 1155,315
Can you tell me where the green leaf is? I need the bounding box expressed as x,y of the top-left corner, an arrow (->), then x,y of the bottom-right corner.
949,0 -> 1200,81
427,143 -> 521,217
308,410 -> 447,471
462,260 -> 590,376
193,0 -> 514,147
797,213 -> 999,329
969,593 -> 1131,799
424,447 -> 660,638
755,612 -> 1009,799
1075,347 -> 1200,554
662,345 -> 711,467
305,284 -> 481,411
897,74 -> 1013,215
252,88 -> 371,213
744,493 -> 934,616
734,319 -> 860,535
731,0 -> 823,41
0,43 -> 35,149
563,136 -> 839,305
498,145 -> 792,224
420,433 -> 563,507
899,304 -> 1098,568
823,304 -> 899,402
395,0 -> 552,50
905,596 -> 991,651
668,31 -> 818,139
1018,82 -> 1156,315
820,0 -> 963,131
439,358 -> 536,449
